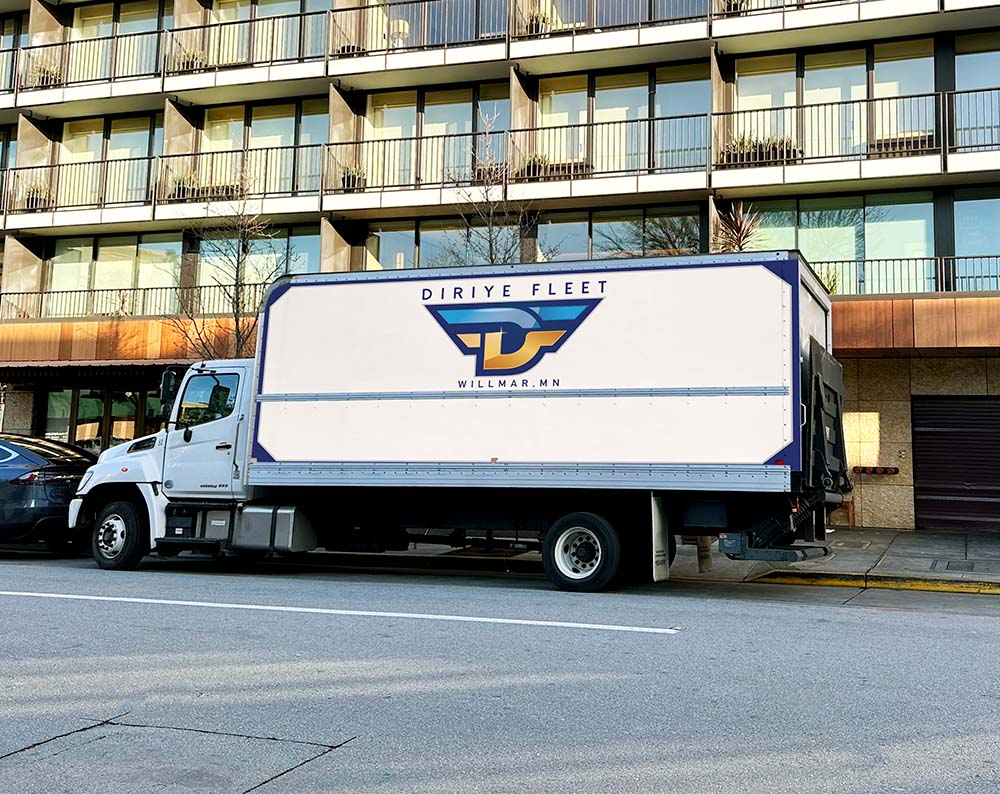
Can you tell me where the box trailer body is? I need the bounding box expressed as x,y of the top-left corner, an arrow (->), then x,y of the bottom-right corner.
71,253 -> 851,591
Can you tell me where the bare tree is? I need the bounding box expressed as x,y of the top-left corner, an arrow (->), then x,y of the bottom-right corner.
592,212 -> 701,258
160,186 -> 291,360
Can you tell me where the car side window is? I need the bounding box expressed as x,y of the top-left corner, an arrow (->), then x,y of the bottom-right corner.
176,374 -> 240,429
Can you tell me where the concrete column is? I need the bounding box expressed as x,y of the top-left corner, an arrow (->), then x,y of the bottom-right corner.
1,236 -> 46,295
163,99 -> 201,157
320,217 -> 352,273
706,195 -> 720,254
15,115 -> 55,169
27,0 -> 66,46
0,389 -> 35,435
173,0 -> 208,29
509,67 -> 536,173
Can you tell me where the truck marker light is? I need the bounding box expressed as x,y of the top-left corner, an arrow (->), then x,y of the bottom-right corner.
121,467 -> 128,472
774,459 -> 783,466
852,466 -> 899,475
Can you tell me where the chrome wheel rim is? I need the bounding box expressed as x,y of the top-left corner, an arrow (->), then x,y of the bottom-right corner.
553,527 -> 601,580
97,514 -> 127,559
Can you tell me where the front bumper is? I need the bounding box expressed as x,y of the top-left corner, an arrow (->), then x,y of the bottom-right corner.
68,497 -> 84,530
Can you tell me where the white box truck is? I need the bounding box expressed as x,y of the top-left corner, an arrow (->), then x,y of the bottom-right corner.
70,253 -> 850,591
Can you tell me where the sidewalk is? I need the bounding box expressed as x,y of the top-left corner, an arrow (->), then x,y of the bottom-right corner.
671,528 -> 1000,594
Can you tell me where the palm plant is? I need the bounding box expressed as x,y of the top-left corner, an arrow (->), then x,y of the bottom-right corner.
713,200 -> 762,253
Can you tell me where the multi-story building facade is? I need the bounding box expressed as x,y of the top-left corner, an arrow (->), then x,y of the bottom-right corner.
0,0 -> 997,530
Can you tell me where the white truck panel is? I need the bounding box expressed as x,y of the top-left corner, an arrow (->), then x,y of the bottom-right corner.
249,254 -> 826,491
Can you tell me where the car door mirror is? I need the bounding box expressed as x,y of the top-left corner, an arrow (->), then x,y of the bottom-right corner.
183,426 -> 193,443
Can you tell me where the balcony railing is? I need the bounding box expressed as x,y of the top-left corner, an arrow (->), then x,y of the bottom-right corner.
331,0 -> 508,55
714,93 -> 942,168
713,0 -> 864,16
0,282 -> 269,321
326,130 -> 507,191
814,255 -> 1000,295
165,12 -> 328,73
512,0 -> 709,36
948,88 -> 1000,154
18,32 -> 162,89
6,159 -> 154,213
0,48 -> 15,93
157,146 -> 323,202
510,116 -> 709,180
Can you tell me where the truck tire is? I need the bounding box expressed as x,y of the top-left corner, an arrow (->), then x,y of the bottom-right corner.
93,501 -> 149,571
543,512 -> 621,592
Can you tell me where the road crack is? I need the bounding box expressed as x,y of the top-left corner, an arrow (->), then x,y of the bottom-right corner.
0,711 -> 129,762
242,737 -> 356,794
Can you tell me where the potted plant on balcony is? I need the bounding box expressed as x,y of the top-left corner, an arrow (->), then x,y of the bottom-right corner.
526,9 -> 551,35
22,180 -> 53,211
173,45 -> 208,73
341,163 -> 367,192
718,134 -> 801,167
28,60 -> 62,88
336,42 -> 367,56
722,0 -> 751,15
167,173 -> 200,201
523,152 -> 549,181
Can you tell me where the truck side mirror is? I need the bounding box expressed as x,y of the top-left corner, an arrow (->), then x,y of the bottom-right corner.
160,366 -> 184,407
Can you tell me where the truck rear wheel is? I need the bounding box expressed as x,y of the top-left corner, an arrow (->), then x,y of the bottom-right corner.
93,501 -> 149,571
543,512 -> 621,592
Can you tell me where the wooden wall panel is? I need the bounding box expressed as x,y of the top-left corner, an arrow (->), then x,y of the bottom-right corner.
831,300 -> 894,349
0,318 -> 200,364
913,299 -> 957,347
891,300 -> 914,349
955,297 -> 1000,348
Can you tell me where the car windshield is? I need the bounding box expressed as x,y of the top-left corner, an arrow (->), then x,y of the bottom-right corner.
2,435 -> 96,465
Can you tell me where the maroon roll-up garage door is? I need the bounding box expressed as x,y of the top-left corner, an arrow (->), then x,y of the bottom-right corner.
912,396 -> 1000,530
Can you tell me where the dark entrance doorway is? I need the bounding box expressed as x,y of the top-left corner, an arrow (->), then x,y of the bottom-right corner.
912,396 -> 1000,530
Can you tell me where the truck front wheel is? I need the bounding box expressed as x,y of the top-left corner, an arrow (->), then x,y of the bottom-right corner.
543,512 -> 621,592
93,501 -> 149,571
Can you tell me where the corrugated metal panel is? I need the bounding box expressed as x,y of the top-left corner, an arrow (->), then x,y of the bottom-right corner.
912,396 -> 1000,530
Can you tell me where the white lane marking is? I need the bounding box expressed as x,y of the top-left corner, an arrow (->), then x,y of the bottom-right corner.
0,591 -> 680,635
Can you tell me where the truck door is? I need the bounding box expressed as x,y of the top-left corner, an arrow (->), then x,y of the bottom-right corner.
162,368 -> 244,500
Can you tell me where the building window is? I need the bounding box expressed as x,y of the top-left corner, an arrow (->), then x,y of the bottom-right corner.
41,387 -> 158,452
954,189 -> 1000,291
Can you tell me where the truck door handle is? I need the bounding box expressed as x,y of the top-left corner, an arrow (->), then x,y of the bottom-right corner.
216,443 -> 233,450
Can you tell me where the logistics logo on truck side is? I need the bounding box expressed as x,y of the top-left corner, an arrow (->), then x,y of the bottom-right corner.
426,298 -> 602,376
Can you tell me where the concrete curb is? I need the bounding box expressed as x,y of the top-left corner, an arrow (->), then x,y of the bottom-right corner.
749,569 -> 1000,595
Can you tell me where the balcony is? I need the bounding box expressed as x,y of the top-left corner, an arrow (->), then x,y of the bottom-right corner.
156,146 -> 323,219
815,255 -> 1000,296
16,32 -> 163,110
508,115 -> 710,200
4,159 -> 155,229
329,0 -> 509,81
323,130 -> 507,211
947,88 -> 1000,173
510,0 -> 710,66
164,11 -> 329,91
712,93 -> 945,190
0,283 -> 267,322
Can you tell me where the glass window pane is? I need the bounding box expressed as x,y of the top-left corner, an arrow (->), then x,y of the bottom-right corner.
954,191 -> 1000,291
478,83 -> 510,133
655,68 -> 711,117
289,226 -> 321,274
44,389 -> 73,442
874,40 -> 934,97
864,193 -> 934,259
299,99 -> 329,145
177,374 -> 239,428
366,91 -> 417,138
49,238 -> 93,292
536,213 -> 589,261
74,389 -> 105,453
108,391 -> 139,447
365,223 -> 415,270
539,76 -> 588,127
93,237 -> 137,314
204,106 -> 245,151
419,221 -> 469,268
643,207 -> 700,256
748,200 -> 796,251
735,55 -> 796,142
798,196 -> 864,263
592,210 -> 644,258
956,35 -> 1000,90
137,233 -> 182,314
144,390 -> 163,435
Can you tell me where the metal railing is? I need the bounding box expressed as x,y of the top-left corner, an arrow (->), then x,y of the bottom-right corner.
165,11 -> 327,73
18,31 -> 162,89
331,0 -> 508,55
714,93 -> 942,168
714,0 -> 861,17
5,159 -> 155,212
948,88 -> 1000,154
157,146 -> 324,202
512,0 -> 709,36
0,282 -> 269,321
814,256 -> 1000,295
510,116 -> 709,180
326,130 -> 507,191
0,48 -> 15,92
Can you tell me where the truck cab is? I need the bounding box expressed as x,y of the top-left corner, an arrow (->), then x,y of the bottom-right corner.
70,359 -> 254,568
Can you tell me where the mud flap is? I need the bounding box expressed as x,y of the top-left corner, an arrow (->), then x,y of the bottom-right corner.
651,493 -> 670,582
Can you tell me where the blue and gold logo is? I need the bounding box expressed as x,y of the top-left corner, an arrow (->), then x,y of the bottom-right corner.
426,299 -> 601,376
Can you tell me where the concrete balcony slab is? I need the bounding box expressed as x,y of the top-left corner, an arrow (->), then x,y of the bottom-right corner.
385,48 -> 447,71
573,28 -> 640,53
510,36 -> 573,60
322,191 -> 381,212
443,42 -> 506,65
947,150 -> 1000,173
711,13 -> 782,38
860,0 -> 937,17
637,170 -> 709,193
860,153 -> 942,179
784,160 -> 861,183
711,165 -> 785,189
570,174 -> 637,197
785,3 -> 859,29
328,54 -> 387,76
507,181 -> 572,201
638,20 -> 709,45
110,77 -> 163,97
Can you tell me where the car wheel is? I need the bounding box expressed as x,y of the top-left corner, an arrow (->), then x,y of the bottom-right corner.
93,501 -> 148,571
542,512 -> 621,592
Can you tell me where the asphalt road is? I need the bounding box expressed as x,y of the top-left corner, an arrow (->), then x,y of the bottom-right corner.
1,551 -> 999,794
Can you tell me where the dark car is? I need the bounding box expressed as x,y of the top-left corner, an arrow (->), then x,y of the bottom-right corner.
0,435 -> 96,555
